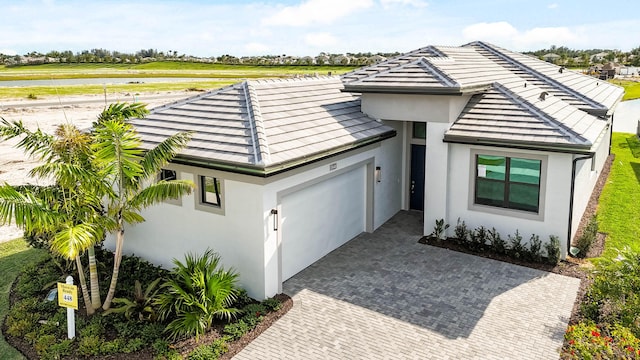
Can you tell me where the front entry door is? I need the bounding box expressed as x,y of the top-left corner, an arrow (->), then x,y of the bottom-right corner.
410,144 -> 425,210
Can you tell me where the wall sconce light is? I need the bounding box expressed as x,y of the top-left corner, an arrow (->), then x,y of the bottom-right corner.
270,209 -> 278,231
375,166 -> 382,183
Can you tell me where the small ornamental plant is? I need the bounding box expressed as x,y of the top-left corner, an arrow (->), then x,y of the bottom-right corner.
563,322 -> 640,359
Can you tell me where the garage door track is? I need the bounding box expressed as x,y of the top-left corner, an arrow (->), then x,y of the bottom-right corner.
234,211 -> 580,359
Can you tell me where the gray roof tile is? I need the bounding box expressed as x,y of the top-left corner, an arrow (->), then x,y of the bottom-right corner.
133,77 -> 395,173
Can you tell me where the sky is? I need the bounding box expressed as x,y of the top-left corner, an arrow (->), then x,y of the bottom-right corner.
1,0 -> 639,57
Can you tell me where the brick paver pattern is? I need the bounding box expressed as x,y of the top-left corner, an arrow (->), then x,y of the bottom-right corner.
234,211 -> 580,359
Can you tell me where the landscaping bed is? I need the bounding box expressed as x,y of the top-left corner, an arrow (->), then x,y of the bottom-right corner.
2,249 -> 292,359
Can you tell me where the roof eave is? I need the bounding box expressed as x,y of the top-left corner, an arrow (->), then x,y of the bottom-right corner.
442,135 -> 593,154
342,84 -> 491,96
169,130 -> 397,177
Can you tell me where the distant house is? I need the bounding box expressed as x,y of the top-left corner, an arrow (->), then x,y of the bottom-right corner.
591,52 -> 609,62
542,53 -> 561,63
110,41 -> 623,299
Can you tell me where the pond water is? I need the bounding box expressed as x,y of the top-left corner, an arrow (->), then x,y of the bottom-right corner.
0,77 -> 219,87
614,98 -> 640,133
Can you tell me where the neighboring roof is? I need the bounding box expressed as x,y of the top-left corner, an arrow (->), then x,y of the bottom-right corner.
132,77 -> 395,176
342,41 -> 624,152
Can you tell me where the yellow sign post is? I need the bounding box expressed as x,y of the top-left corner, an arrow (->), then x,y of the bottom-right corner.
57,282 -> 78,310
57,276 -> 77,339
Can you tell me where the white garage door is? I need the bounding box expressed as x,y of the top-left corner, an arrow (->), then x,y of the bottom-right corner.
281,166 -> 366,280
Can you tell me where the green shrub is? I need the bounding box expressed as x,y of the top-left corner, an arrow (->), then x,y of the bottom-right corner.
545,235 -> 561,265
223,320 -> 251,340
140,322 -> 166,343
187,338 -> 228,360
78,317 -> 106,338
575,216 -> 598,258
469,226 -> 488,252
262,297 -> 282,312
77,334 -> 104,356
103,278 -> 162,321
528,234 -> 542,262
101,338 -> 127,354
429,219 -> 449,240
27,93 -> 38,100
124,338 -> 146,353
454,218 -> 469,245
42,339 -> 73,360
488,228 -> 506,255
581,248 -> 640,336
233,289 -> 253,308
508,230 -> 525,259
34,334 -> 57,355
563,322 -> 640,359
157,249 -> 241,340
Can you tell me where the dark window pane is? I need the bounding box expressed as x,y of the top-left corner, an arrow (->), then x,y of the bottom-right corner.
412,122 -> 426,139
201,176 -> 221,207
160,169 -> 176,181
476,178 -> 505,206
509,158 -> 540,185
508,183 -> 539,212
477,155 -> 505,180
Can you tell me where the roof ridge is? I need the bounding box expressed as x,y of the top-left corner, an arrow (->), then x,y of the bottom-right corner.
492,82 -> 589,145
472,41 -> 607,111
416,58 -> 459,87
242,81 -> 271,165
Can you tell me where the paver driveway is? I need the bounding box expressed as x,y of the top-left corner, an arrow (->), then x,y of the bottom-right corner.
234,211 -> 580,359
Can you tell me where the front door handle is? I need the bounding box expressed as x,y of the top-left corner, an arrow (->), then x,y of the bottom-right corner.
411,180 -> 415,193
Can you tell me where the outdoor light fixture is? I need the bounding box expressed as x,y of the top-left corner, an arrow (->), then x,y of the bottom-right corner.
375,166 -> 382,183
271,209 -> 278,231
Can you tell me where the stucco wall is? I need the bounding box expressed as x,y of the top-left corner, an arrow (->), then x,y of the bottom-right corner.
444,144 -> 573,257
106,169 -> 267,299
571,125 -> 611,240
361,93 -> 471,123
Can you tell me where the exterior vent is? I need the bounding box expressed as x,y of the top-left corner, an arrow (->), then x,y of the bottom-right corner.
539,91 -> 549,101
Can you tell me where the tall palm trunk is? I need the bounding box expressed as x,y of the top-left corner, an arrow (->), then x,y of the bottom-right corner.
102,227 -> 124,310
75,255 -> 94,316
87,246 -> 101,310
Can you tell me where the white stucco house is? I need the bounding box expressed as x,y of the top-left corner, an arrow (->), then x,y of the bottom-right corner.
113,41 -> 623,299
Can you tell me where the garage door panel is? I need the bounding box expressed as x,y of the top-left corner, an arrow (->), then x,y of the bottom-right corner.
281,167 -> 366,280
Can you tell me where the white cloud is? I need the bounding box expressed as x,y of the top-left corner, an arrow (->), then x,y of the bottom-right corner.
462,22 -> 518,41
304,32 -> 338,47
244,42 -> 270,54
380,0 -> 428,8
462,22 -> 581,51
262,0 -> 373,27
547,3 -> 558,9
0,49 -> 17,56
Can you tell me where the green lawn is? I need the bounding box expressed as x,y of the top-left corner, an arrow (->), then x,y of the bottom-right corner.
0,239 -> 47,359
597,132 -> 640,258
0,80 -> 235,99
608,79 -> 640,101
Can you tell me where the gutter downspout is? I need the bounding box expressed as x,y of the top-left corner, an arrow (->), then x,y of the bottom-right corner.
567,153 -> 595,256
609,114 -> 614,155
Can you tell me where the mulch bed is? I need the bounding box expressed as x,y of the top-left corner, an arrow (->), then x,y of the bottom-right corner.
4,283 -> 292,360
419,153 -> 614,337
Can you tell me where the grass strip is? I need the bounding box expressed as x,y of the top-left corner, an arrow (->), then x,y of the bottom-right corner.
0,239 -> 47,359
598,133 -> 640,258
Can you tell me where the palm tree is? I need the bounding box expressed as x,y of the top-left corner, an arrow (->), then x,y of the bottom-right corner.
0,120 -> 107,314
92,104 -> 194,310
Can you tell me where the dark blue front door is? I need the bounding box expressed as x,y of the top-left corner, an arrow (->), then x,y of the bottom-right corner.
410,144 -> 425,211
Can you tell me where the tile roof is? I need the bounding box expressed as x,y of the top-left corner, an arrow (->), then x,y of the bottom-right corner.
343,41 -> 623,152
132,77 -> 395,175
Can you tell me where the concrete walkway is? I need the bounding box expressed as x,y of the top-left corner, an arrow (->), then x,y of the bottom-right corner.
234,211 -> 580,359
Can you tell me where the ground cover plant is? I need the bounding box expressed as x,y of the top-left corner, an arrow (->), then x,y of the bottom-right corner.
2,247 -> 287,359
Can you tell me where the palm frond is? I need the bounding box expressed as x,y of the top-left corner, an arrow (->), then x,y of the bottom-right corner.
140,131 -> 192,178
0,184 -> 60,230
129,180 -> 194,209
50,222 -> 101,259
0,118 -> 54,160
94,102 -> 149,128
